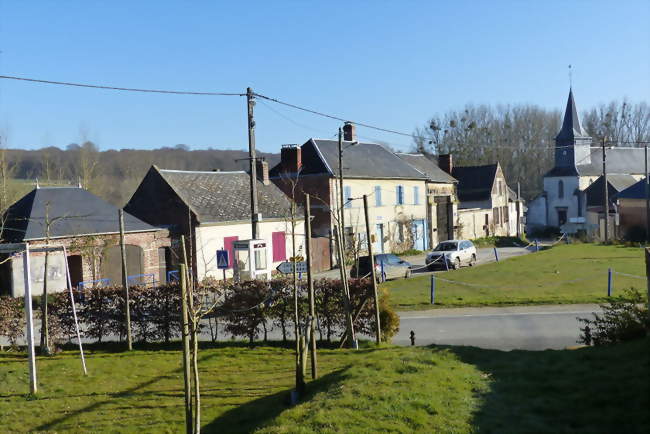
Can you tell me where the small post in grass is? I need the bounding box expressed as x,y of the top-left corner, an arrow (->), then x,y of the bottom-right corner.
444,256 -> 449,271
380,261 -> 385,282
607,268 -> 613,297
493,247 -> 500,262
535,239 -> 539,252
430,274 -> 436,304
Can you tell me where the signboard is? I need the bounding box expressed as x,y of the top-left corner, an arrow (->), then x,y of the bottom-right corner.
276,261 -> 308,274
216,250 -> 229,270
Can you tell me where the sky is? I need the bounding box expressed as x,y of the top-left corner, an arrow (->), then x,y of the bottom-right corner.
0,0 -> 649,153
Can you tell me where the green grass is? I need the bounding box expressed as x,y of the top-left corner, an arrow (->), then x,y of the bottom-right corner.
1,339 -> 647,433
384,244 -> 648,311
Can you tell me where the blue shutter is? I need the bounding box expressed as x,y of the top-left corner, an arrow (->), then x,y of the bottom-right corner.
397,185 -> 404,205
375,186 -> 382,206
413,186 -> 420,205
344,186 -> 352,208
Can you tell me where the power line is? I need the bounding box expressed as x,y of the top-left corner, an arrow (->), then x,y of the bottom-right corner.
0,74 -> 244,96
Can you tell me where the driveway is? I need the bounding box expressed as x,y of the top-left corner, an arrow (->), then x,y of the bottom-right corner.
395,304 -> 600,350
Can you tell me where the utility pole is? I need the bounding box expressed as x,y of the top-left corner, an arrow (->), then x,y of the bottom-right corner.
304,194 -> 318,378
363,195 -> 381,344
119,209 -> 133,351
516,182 -> 521,238
247,87 -> 259,239
337,127 -> 345,251
645,145 -> 649,242
602,137 -> 609,242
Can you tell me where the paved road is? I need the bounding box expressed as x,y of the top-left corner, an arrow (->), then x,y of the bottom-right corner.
394,304 -> 600,350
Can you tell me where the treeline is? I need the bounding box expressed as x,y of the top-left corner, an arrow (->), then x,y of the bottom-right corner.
1,143 -> 280,206
414,99 -> 650,199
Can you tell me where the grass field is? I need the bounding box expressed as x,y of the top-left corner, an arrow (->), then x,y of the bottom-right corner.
383,244 -> 648,311
1,338 -> 648,433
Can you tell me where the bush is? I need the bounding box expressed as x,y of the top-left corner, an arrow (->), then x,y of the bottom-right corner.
578,288 -> 649,346
625,226 -> 647,243
0,296 -> 24,349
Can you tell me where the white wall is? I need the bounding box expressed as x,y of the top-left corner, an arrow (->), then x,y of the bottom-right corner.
194,219 -> 305,281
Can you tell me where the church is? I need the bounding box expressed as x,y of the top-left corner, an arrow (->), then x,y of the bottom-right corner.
526,90 -> 646,237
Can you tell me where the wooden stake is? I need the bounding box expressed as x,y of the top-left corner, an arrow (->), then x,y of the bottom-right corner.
119,209 -> 133,351
304,194 -> 318,378
363,195 -> 381,344
180,263 -> 192,434
645,248 -> 650,318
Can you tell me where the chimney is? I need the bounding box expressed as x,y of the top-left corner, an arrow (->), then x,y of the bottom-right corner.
256,159 -> 270,185
438,154 -> 453,174
280,145 -> 302,173
343,121 -> 356,142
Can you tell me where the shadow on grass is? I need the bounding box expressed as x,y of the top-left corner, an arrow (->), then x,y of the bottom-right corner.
438,338 -> 649,434
203,368 -> 349,433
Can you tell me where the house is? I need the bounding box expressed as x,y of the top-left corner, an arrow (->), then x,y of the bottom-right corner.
526,89 -> 646,236
0,186 -> 171,297
614,178 -> 650,240
269,123 -> 429,263
437,157 -> 523,239
124,164 -> 304,281
581,174 -> 637,237
394,153 -> 457,246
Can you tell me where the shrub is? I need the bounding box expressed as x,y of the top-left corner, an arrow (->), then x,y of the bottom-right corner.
221,279 -> 274,343
625,226 -> 647,243
0,296 -> 24,349
578,288 -> 649,346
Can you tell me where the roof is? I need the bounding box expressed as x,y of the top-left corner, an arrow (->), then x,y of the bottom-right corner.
452,164 -> 498,202
616,178 -> 648,200
2,187 -> 156,242
394,153 -> 456,183
290,139 -> 427,180
577,147 -> 647,176
584,174 -> 638,207
556,88 -> 590,142
157,168 -> 298,223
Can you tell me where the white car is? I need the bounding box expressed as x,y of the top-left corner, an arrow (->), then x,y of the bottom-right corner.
426,240 -> 477,270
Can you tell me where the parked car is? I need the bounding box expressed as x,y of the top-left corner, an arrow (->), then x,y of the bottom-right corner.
425,240 -> 477,270
350,253 -> 412,280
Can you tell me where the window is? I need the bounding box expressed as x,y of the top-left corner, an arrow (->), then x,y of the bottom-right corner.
344,186 -> 352,208
413,186 -> 420,205
558,180 -> 564,199
374,186 -> 382,206
396,185 -> 404,205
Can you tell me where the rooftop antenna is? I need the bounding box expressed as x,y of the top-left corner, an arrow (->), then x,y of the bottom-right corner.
568,64 -> 573,89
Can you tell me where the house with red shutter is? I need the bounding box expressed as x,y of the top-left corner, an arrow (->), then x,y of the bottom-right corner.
124,164 -> 304,281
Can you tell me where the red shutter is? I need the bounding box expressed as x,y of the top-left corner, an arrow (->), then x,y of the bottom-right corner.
223,236 -> 238,268
272,232 -> 286,262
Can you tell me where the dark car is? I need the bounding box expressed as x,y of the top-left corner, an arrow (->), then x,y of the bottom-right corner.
350,254 -> 411,280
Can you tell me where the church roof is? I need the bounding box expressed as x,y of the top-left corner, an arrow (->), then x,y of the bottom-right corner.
576,147 -> 647,176
556,88 -> 590,142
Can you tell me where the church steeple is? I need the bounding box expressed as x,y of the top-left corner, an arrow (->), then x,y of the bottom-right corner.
554,88 -> 592,171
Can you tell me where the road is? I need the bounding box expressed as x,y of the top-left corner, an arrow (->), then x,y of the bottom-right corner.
394,304 -> 600,350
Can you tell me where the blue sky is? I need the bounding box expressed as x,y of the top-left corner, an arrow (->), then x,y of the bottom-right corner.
0,0 -> 648,153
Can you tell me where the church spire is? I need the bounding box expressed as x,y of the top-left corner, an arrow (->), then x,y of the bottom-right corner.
556,88 -> 589,141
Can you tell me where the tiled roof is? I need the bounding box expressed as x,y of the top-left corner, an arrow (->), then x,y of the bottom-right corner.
394,153 -> 457,183
157,169 -> 296,223
3,187 -> 156,242
452,164 -> 498,202
577,147 -> 646,176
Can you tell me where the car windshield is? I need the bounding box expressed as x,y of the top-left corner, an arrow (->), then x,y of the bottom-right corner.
434,242 -> 458,251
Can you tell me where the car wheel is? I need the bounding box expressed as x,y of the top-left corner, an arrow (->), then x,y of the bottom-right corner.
453,257 -> 461,270
469,254 -> 477,266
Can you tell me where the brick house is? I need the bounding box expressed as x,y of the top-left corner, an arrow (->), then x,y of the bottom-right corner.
124,165 -> 304,281
0,186 -> 171,297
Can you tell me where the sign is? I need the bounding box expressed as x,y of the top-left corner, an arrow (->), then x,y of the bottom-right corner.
276,261 -> 308,274
216,250 -> 229,269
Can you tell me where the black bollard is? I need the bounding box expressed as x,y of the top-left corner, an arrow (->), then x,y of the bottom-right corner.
409,330 -> 416,346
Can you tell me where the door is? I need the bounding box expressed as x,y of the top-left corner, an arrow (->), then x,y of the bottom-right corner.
67,255 -> 83,288
374,224 -> 385,254
412,220 -> 426,251
557,209 -> 568,226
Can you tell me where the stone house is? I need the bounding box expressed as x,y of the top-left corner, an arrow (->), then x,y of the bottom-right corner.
614,178 -> 650,239
0,186 -> 171,297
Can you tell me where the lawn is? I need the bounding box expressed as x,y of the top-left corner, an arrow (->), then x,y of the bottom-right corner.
1,338 -> 647,433
383,244 -> 648,311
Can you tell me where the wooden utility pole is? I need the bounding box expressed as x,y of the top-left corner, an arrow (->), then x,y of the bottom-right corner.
23,243 -> 37,394
645,145 -> 649,242
338,127 -> 345,237
119,209 -> 133,351
180,263 -> 192,434
247,87 -> 259,239
363,195 -> 381,344
304,194 -> 317,378
602,137 -> 609,242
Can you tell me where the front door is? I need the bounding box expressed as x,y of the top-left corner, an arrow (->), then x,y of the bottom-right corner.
557,209 -> 568,226
374,224 -> 385,253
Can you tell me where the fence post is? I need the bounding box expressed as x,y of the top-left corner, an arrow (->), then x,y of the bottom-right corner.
607,268 -> 613,297
535,239 -> 539,252
380,261 -> 385,282
444,256 -> 449,271
430,274 -> 436,304
493,247 -> 499,262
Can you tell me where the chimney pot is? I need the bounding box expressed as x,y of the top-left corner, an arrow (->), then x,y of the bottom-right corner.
256,159 -> 270,185
343,122 -> 356,142
438,154 -> 453,175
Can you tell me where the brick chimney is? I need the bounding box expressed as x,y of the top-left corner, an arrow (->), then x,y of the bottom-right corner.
343,121 -> 356,142
438,154 -> 453,174
256,159 -> 270,185
280,145 -> 302,173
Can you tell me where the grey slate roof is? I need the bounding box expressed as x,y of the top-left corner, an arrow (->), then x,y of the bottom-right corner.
616,178 -> 648,200
2,187 -> 156,242
452,164 -> 498,202
556,88 -> 590,141
297,139 -> 427,179
157,169 -> 296,224
394,153 -> 457,183
584,174 -> 638,207
576,147 -> 647,176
